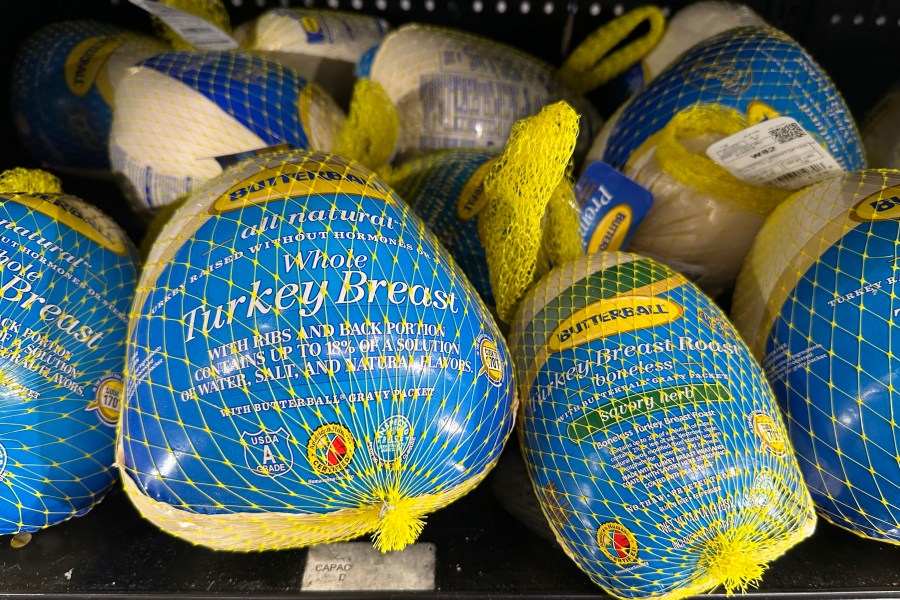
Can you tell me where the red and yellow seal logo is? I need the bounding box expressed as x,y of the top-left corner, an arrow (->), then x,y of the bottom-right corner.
307,423 -> 355,475
597,521 -> 639,566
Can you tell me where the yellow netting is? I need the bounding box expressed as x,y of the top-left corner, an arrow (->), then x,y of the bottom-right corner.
152,0 -> 232,50
370,485 -> 427,553
478,101 -> 580,324
541,178 -> 584,267
652,104 -> 792,217
698,524 -> 767,595
138,193 -> 189,261
558,5 -> 666,95
332,78 -> 400,177
120,448 -> 503,552
0,168 -> 63,194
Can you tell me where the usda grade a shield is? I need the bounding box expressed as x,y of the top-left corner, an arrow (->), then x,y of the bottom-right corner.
119,150 -> 516,551
0,188 -> 138,534
509,252 -> 815,600
732,170 -> 900,543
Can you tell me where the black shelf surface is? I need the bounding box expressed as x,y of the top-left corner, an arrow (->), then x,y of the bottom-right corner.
2,458 -> 900,600
2,2 -> 900,599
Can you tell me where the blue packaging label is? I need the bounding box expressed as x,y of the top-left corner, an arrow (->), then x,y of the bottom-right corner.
121,153 -> 515,515
354,44 -> 379,79
602,26 -> 865,172
391,149 -> 498,307
139,51 -> 315,151
11,21 -> 130,172
0,193 -> 137,533
575,161 -> 653,254
761,186 -> 900,542
513,255 -> 814,598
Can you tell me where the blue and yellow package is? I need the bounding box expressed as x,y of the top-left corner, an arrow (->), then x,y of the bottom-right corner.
595,25 -> 864,172
118,149 -> 516,552
581,26 -> 865,299
10,20 -> 168,178
0,168 -> 138,536
509,251 -> 816,599
574,161 -> 653,255
109,49 -> 345,214
586,1 -> 766,114
355,23 -> 602,166
389,148 -> 499,308
387,101 -> 585,321
233,7 -> 390,108
732,169 -> 900,544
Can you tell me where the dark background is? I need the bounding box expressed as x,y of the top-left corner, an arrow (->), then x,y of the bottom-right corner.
2,0 -> 898,246
1,2 -> 900,598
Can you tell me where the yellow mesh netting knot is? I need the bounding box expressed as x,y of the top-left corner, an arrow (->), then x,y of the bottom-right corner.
371,486 -> 427,553
699,524 -> 767,595
0,168 -> 63,194
558,5 -> 666,95
478,101 -> 580,324
333,78 -> 400,177
152,0 -> 232,50
653,104 -> 791,217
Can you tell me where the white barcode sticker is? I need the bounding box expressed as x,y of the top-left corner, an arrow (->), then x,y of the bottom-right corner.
129,0 -> 238,50
706,116 -> 842,190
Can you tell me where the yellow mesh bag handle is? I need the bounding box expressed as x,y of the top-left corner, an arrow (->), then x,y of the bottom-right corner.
0,168 -> 63,194
479,101 -> 580,324
152,0 -> 233,50
542,177 -> 584,267
332,78 -> 400,178
558,5 -> 666,95
652,104 -> 791,216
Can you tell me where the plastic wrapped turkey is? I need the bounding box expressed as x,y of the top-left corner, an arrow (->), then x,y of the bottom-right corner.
582,24 -> 865,299
732,169 -> 900,544
0,169 -> 138,537
10,20 -> 168,178
109,49 -> 345,215
118,148 -> 516,552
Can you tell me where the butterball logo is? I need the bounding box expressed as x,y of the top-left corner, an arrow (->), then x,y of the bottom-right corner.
850,185 -> 900,222
242,427 -> 294,477
549,296 -> 683,352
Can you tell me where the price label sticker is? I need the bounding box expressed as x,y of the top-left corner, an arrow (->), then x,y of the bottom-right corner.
129,0 -> 239,50
706,116 -> 843,190
302,542 -> 436,591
